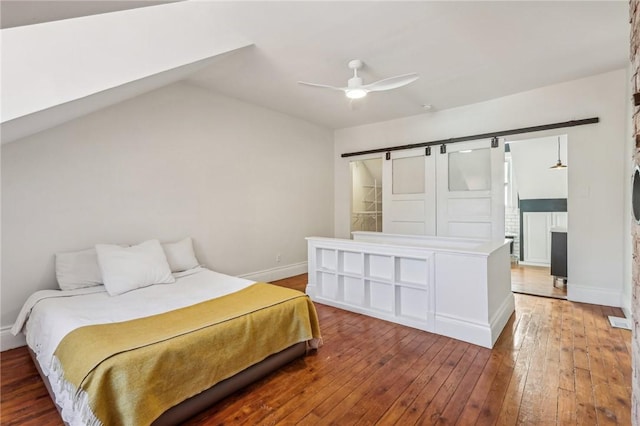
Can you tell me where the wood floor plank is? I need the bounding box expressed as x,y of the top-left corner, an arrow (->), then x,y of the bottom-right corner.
574,367 -> 599,425
436,347 -> 490,424
538,299 -> 562,423
327,329 -> 442,424
0,271 -> 633,426
572,304 -> 591,371
305,327 -> 415,421
454,302 -> 523,425
453,351 -> 504,425
558,301 -> 576,392
491,297 -> 546,425
515,296 -> 553,424
415,346 -> 484,424
558,387 -> 577,424
352,336 -> 447,425
275,321 -> 412,424
208,313 -> 401,425
373,337 -> 454,424
392,341 -> 469,425
318,330 -> 429,424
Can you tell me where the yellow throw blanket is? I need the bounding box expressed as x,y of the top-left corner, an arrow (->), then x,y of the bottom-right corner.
54,283 -> 322,426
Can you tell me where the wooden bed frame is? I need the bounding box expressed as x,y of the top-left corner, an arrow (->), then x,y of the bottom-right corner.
29,342 -> 307,425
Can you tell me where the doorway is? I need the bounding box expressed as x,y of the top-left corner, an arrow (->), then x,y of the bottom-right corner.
350,158 -> 383,233
506,135 -> 568,299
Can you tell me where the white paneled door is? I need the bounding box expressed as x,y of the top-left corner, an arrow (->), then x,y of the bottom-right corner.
381,139 -> 504,241
436,139 -> 505,241
382,148 -> 436,235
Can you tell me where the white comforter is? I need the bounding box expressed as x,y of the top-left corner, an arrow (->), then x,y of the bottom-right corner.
12,267 -> 254,377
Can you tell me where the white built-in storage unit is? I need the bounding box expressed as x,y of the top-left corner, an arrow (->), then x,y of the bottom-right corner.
309,237 -> 435,330
306,232 -> 513,348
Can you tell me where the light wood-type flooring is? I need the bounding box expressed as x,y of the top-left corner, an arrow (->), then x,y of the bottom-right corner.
511,264 -> 568,300
1,274 -> 631,425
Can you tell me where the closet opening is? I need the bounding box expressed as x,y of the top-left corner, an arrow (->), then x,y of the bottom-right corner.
350,158 -> 383,234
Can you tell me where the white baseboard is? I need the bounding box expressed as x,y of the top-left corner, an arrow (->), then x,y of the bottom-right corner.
1,326 -> 26,351
518,261 -> 551,267
434,294 -> 515,350
434,313 -> 493,349
490,294 -> 516,346
567,283 -> 622,307
239,261 -> 308,283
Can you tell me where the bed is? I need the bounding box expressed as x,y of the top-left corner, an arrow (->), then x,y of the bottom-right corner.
12,245 -> 322,426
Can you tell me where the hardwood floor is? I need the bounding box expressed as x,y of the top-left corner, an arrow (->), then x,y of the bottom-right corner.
1,274 -> 631,425
511,264 -> 568,300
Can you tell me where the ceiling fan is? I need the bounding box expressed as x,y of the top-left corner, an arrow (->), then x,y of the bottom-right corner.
298,59 -> 419,100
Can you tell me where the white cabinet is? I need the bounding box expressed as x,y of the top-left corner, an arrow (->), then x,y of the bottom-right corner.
522,211 -> 567,266
306,235 -> 514,348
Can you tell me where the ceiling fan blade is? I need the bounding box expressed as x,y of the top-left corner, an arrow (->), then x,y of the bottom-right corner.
363,73 -> 419,92
298,81 -> 346,92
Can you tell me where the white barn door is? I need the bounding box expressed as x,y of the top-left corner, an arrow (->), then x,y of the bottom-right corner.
382,148 -> 436,235
435,138 -> 505,241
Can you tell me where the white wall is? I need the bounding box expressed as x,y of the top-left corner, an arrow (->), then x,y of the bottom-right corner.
508,135 -> 568,200
1,81 -> 334,331
335,69 -> 627,307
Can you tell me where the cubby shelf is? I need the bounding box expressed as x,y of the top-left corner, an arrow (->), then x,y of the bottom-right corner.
311,244 -> 432,325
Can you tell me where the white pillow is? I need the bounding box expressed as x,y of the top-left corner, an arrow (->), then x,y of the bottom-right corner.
55,248 -> 103,291
96,239 -> 175,296
162,237 -> 199,272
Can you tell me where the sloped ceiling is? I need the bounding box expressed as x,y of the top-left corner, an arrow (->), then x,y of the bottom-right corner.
0,1 -> 252,143
0,1 -> 630,144
0,1 -> 181,29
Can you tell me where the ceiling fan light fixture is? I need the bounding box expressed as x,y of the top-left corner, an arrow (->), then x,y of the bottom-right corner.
298,59 -> 418,103
345,88 -> 367,99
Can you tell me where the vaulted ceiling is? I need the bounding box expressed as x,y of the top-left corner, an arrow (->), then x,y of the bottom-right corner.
0,1 -> 629,143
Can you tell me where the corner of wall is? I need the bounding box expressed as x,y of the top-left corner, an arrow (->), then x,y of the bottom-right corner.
1,326 -> 26,352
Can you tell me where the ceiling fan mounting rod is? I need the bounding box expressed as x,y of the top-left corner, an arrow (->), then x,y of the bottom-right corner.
348,59 -> 364,72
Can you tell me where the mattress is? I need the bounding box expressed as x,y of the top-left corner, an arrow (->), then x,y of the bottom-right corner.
12,268 -> 320,425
